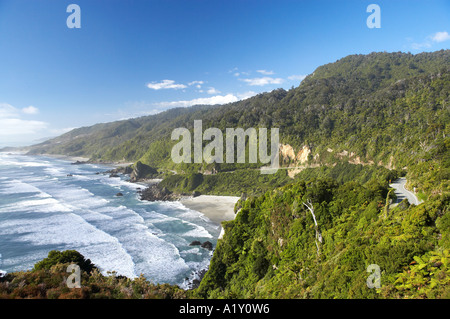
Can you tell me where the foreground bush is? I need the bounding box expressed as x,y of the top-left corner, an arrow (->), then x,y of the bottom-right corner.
0,251 -> 187,299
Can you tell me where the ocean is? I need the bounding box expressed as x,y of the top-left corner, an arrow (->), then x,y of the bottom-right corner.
0,152 -> 220,288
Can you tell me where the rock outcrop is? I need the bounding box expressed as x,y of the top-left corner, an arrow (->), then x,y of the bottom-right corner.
139,184 -> 182,201
201,241 -> 213,251
129,161 -> 158,182
189,240 -> 213,251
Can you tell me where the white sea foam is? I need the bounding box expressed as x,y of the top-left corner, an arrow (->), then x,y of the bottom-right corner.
180,247 -> 201,256
0,197 -> 73,213
35,185 -> 191,282
0,159 -> 50,168
0,179 -> 46,195
99,175 -> 142,190
0,211 -> 137,278
0,154 -> 218,285
182,224 -> 213,238
71,174 -> 95,181
44,167 -> 65,176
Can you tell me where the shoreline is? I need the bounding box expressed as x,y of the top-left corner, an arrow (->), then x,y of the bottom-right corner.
32,153 -> 134,168
29,153 -> 240,237
39,154 -> 92,163
180,195 -> 240,238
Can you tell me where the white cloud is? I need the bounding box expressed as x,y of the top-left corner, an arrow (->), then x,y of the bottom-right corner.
155,94 -> 239,108
207,87 -> 221,94
154,90 -> 261,109
256,69 -> 274,75
22,105 -> 39,115
240,76 -> 284,86
0,103 -> 19,118
411,30 -> 450,50
411,42 -> 432,50
237,91 -> 258,100
0,102 -> 48,144
287,74 -> 307,82
188,80 -> 204,86
147,79 -> 187,90
0,118 -> 48,136
229,67 -> 249,77
431,31 -> 450,43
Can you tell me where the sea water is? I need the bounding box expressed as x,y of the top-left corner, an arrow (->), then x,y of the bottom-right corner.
0,152 -> 220,288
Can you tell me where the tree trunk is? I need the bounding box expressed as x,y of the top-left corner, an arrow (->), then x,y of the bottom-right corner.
303,199 -> 322,256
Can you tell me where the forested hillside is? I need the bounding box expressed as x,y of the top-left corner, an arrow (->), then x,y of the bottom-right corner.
4,50 -> 449,300
28,50 -> 449,198
195,178 -> 449,298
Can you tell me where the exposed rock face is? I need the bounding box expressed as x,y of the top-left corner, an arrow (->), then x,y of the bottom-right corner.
279,144 -> 312,164
106,166 -> 133,176
189,241 -> 202,246
139,184 -> 181,201
279,144 -> 296,161
187,268 -> 208,290
129,161 -> 158,182
296,145 -> 311,164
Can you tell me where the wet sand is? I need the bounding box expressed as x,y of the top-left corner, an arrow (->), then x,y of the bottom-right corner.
180,195 -> 240,225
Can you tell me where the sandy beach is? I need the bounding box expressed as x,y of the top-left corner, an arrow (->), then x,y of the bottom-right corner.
38,153 -> 136,168
38,153 -> 91,163
180,195 -> 240,225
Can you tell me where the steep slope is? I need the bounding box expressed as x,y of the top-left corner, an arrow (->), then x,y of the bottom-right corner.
27,50 -> 450,197
194,178 -> 449,299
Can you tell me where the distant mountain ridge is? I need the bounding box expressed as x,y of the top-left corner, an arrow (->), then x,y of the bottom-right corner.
27,50 -> 450,196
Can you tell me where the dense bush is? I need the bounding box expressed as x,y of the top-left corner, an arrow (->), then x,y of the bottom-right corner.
33,250 -> 96,273
195,178 -> 449,299
0,250 -> 186,299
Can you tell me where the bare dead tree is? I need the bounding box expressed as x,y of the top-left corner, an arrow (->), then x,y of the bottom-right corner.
303,199 -> 322,256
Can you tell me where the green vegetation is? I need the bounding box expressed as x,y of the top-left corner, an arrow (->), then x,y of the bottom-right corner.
159,169 -> 291,196
2,175 -> 448,299
13,50 -> 449,299
33,250 -> 96,273
0,250 -> 186,299
27,50 -> 449,198
195,178 -> 449,299
293,162 -> 403,187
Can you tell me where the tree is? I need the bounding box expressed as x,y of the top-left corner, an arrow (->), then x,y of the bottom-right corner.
33,250 -> 96,273
303,199 -> 322,256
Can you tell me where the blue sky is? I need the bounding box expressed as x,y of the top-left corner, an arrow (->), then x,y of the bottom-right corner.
0,0 -> 449,147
